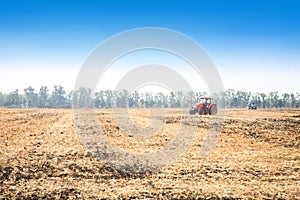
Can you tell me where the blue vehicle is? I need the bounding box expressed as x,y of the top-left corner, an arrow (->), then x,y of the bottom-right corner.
248,102 -> 257,110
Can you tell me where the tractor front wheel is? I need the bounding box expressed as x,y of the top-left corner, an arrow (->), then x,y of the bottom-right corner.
198,108 -> 206,115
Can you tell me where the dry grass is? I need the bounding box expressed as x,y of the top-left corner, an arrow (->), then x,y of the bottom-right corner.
0,108 -> 299,199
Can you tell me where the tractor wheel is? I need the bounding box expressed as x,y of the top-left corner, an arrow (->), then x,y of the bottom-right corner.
198,108 -> 206,115
209,104 -> 217,115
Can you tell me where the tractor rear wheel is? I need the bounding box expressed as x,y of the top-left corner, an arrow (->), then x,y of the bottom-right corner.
209,104 -> 217,115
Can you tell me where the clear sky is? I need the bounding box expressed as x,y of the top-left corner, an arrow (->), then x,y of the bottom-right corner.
1,0 -> 300,94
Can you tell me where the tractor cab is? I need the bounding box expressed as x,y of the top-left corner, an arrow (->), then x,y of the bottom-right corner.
198,97 -> 211,105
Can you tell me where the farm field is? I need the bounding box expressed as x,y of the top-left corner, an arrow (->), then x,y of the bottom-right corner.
0,108 -> 299,199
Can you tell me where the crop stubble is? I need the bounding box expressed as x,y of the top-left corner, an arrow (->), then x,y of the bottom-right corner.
0,108 -> 299,199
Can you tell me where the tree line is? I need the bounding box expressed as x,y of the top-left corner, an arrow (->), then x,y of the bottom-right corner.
0,85 -> 299,109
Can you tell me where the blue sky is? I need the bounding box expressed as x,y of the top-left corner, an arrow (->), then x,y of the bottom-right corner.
1,0 -> 300,93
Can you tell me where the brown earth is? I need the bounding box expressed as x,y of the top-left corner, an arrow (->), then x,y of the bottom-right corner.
0,108 -> 299,199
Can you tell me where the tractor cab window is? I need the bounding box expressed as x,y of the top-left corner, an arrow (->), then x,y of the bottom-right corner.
200,98 -> 207,105
207,99 -> 211,104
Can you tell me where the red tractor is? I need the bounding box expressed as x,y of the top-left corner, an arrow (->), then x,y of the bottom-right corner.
189,96 -> 217,115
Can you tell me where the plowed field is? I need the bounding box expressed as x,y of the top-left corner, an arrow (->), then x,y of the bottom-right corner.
0,108 -> 299,199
